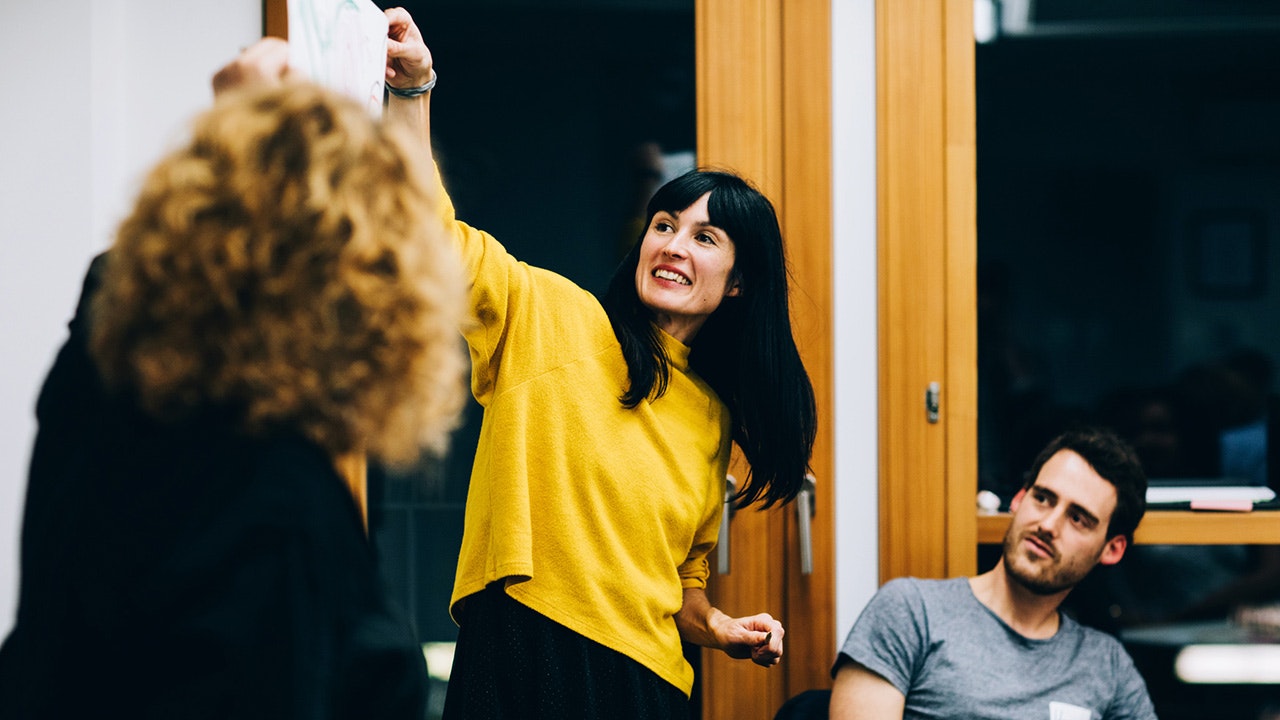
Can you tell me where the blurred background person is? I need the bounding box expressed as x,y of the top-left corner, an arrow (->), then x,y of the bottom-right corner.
0,55 -> 467,719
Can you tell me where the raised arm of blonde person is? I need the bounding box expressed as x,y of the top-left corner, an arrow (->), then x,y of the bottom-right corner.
211,36 -> 291,96
675,587 -> 784,667
382,7 -> 433,157
829,662 -> 907,720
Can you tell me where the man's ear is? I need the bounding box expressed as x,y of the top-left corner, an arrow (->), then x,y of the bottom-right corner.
1009,488 -> 1027,513
1098,534 -> 1127,566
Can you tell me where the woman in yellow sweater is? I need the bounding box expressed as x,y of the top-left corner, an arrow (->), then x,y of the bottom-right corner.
220,8 -> 818,718
379,9 -> 815,719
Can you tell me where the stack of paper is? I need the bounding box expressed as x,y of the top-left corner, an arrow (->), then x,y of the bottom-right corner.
1146,483 -> 1275,506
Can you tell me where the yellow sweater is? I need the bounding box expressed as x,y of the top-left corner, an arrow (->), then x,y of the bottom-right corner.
440,179 -> 730,695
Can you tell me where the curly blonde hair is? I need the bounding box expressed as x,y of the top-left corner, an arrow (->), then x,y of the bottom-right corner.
90,82 -> 466,466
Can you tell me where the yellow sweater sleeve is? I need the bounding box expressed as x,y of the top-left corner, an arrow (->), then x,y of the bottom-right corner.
434,167 -> 605,406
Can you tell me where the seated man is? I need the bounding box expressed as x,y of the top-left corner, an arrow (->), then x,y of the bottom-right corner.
831,427 -> 1157,720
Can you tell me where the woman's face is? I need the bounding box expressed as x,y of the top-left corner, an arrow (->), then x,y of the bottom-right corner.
633,192 -> 741,344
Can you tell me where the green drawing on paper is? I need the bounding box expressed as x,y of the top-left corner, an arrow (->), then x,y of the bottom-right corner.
287,0 -> 388,116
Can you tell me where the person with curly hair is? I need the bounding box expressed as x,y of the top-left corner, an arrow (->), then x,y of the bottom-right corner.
0,56 -> 467,718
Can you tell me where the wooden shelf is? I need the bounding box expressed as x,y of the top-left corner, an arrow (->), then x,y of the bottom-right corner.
977,510 -> 1280,545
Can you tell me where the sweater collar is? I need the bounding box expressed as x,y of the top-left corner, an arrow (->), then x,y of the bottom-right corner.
654,325 -> 692,372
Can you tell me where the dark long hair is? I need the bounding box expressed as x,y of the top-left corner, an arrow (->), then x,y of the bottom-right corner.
602,169 -> 817,508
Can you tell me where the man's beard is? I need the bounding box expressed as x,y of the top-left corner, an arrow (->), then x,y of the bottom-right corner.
1001,526 -> 1099,596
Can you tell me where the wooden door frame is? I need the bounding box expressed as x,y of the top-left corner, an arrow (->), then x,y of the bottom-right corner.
876,0 -> 978,584
264,0 -> 285,38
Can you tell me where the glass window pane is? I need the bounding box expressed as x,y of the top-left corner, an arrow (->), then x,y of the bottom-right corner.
977,10 -> 1280,720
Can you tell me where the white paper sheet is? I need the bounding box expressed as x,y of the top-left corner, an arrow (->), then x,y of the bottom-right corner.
1146,484 -> 1276,504
287,0 -> 388,116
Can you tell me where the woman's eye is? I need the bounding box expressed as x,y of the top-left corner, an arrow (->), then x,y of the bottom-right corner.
655,221 -> 674,232
696,233 -> 714,244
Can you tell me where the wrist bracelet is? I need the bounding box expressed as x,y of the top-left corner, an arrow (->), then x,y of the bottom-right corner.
387,70 -> 437,99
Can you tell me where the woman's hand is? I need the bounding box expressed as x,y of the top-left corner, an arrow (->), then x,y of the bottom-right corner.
384,7 -> 433,89
676,587 -> 785,667
211,37 -> 291,97
712,611 -> 785,667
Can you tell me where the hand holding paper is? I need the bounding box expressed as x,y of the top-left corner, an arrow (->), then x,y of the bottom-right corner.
385,6 -> 433,90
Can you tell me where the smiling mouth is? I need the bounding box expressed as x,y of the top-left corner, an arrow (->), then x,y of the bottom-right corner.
653,268 -> 691,286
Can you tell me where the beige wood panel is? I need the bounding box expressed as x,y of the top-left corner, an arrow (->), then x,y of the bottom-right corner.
876,0 -> 952,583
979,511 -> 1280,546
700,0 -> 837,713
701,468 -> 789,719
697,0 -> 784,195
942,1 -> 979,578
264,0 -> 287,39
779,0 -> 837,697
697,1 -> 789,716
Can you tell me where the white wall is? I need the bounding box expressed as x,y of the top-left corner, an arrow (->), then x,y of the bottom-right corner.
831,0 -> 880,652
0,0 -> 261,636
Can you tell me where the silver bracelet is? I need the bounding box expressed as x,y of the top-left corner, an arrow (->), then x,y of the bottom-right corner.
387,70 -> 437,99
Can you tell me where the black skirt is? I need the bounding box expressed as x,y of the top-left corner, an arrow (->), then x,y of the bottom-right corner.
442,584 -> 691,720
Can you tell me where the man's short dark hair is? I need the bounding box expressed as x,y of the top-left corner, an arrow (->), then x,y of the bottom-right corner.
1022,427 -> 1147,542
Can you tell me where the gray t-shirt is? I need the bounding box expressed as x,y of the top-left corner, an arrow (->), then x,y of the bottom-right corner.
835,577 -> 1157,720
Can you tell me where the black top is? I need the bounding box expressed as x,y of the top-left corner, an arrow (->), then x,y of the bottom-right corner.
0,257 -> 428,719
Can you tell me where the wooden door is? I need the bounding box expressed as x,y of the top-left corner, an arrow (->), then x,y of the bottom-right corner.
876,0 -> 978,584
697,0 -> 835,717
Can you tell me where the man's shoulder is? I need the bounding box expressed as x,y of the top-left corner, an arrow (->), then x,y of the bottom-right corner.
861,577 -> 976,623
1059,613 -> 1131,656
879,575 -> 971,600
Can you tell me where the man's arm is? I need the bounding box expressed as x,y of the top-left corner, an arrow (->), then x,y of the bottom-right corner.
830,662 -> 906,720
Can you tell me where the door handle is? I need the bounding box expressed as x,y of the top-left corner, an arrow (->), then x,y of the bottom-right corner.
717,474 -> 737,574
797,473 -> 817,575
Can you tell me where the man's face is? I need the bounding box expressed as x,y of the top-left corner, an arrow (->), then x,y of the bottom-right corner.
1002,449 -> 1127,596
